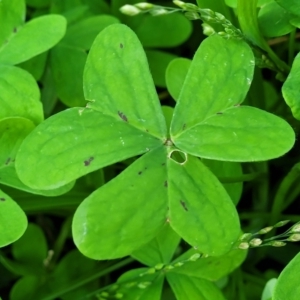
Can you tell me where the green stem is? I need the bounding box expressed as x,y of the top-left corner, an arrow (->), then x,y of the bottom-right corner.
218,171 -> 265,183
40,257 -> 134,300
288,28 -> 296,66
270,163 -> 300,226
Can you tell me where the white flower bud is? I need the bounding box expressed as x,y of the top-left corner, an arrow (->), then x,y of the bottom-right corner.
134,2 -> 153,10
119,4 -> 141,16
258,226 -> 273,234
173,0 -> 185,8
288,233 -> 300,242
150,8 -> 169,16
249,238 -> 262,247
238,242 -> 249,250
290,223 -> 300,233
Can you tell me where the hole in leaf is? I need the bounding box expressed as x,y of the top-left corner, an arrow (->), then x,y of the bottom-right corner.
169,150 -> 187,165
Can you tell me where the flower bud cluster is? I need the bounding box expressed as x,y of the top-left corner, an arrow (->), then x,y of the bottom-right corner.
237,220 -> 300,250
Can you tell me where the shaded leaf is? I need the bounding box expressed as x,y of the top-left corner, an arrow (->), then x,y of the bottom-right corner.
166,58 -> 191,101
72,146 -> 168,259
132,224 -> 181,266
135,13 -> 192,48
171,248 -> 247,281
258,1 -> 295,37
166,272 -> 226,300
282,52 -> 300,120
146,50 -> 177,88
275,0 -> 300,17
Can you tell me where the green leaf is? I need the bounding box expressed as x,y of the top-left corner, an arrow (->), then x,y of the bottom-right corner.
237,0 -> 289,73
273,252 -> 300,300
0,117 -> 35,168
166,272 -> 226,300
26,0 -> 51,8
171,248 -> 247,281
83,23 -> 167,139
134,13 -> 192,48
166,58 -> 191,101
168,154 -> 240,256
18,52 -> 48,81
0,189 -> 27,247
262,278 -> 277,300
16,108 -> 162,190
72,146 -> 168,260
146,50 -> 177,88
202,160 -> 243,205
275,0 -> 300,17
62,15 -> 120,50
0,15 -> 66,65
0,65 -> 43,124
171,34 -> 254,136
258,1 -> 295,37
10,276 -> 41,300
282,52 -> 300,120
173,106 -> 295,161
117,268 -> 164,300
0,166 -> 75,196
0,0 -> 25,46
132,225 -> 181,266
50,45 -> 86,107
12,223 -> 47,272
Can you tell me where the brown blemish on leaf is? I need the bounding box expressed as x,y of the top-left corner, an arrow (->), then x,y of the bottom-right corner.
164,180 -> 168,187
120,43 -> 123,48
0,198 -> 5,201
13,27 -> 17,33
118,111 -> 128,122
5,158 -> 11,165
216,112 -> 223,115
182,123 -> 186,130
138,171 -> 142,175
84,157 -> 94,166
180,200 -> 188,211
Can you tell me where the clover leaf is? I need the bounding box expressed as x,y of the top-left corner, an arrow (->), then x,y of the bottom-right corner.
15,24 -> 295,260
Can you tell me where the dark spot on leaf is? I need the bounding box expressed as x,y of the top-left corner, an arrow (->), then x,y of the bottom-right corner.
146,129 -> 149,132
180,200 -> 188,211
118,111 -> 128,122
182,123 -> 186,130
164,180 -> 168,187
144,167 -> 147,170
161,163 -> 165,166
120,43 -> 123,48
84,157 -> 94,166
13,27 -> 17,33
0,198 -> 5,201
138,171 -> 142,175
216,112 -> 223,115
5,158 -> 11,165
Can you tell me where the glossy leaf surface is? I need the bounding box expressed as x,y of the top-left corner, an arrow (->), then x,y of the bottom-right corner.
168,155 -> 240,256
72,147 -> 168,259
16,108 -> 162,189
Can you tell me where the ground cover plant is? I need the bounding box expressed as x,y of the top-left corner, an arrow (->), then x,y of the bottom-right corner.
1,0 -> 300,299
